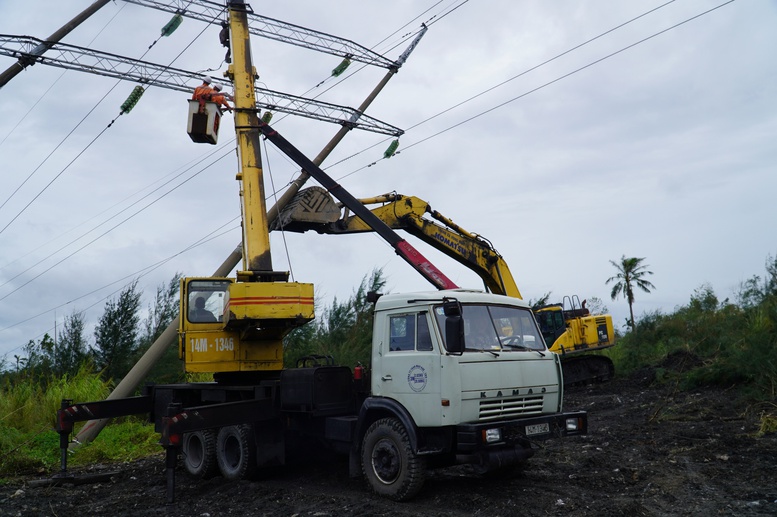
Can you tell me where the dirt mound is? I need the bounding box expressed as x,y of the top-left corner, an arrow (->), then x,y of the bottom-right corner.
658,349 -> 705,372
2,370 -> 776,516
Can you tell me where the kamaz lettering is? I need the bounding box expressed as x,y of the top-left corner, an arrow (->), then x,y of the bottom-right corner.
480,386 -> 547,398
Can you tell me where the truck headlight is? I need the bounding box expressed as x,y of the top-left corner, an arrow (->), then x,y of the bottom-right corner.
483,428 -> 502,443
566,418 -> 580,432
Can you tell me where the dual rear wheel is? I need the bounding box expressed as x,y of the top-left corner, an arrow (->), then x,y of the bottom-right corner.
181,418 -> 428,502
182,425 -> 256,480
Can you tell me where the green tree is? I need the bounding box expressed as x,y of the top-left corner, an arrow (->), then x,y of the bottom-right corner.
138,273 -> 182,351
54,310 -> 89,377
284,269 -> 387,368
18,334 -> 55,381
137,273 -> 183,383
737,254 -> 777,309
606,255 -> 655,330
527,292 -> 552,309
586,296 -> 609,316
92,280 -> 142,382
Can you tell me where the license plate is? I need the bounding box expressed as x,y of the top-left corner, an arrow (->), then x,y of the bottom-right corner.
525,422 -> 550,436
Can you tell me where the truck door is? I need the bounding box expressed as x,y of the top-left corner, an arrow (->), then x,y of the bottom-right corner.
374,311 -> 442,427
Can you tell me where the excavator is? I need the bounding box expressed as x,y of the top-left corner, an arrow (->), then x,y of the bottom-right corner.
271,189 -> 615,385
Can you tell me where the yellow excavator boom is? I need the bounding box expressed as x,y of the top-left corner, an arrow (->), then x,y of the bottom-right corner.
273,188 -> 616,384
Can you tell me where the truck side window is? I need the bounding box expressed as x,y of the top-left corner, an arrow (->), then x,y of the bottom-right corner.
389,313 -> 433,352
417,313 -> 433,351
389,315 -> 415,351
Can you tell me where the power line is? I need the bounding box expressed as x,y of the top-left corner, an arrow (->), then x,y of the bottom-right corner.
402,0 -> 735,154
0,146 -> 234,292
0,3 -> 223,236
0,220 -> 240,354
0,3 -> 128,150
0,140 -> 235,274
321,1 -> 733,181
0,148 -> 233,303
0,3 -> 131,216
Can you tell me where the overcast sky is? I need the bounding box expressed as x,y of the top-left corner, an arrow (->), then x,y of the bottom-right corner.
1,0 -> 775,364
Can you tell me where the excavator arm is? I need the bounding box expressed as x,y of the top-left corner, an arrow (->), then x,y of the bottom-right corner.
272,187 -> 617,385
276,192 -> 521,298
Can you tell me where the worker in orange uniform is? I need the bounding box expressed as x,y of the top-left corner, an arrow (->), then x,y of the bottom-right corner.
192,76 -> 214,112
210,84 -> 233,112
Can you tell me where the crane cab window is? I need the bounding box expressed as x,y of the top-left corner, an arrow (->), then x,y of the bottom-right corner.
187,280 -> 229,323
389,312 -> 433,352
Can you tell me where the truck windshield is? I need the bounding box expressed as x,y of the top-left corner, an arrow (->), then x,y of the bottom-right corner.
434,304 -> 545,353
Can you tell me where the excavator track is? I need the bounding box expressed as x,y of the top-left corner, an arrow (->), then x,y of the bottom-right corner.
560,355 -> 614,386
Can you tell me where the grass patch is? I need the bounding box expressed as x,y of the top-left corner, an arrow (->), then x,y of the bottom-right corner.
0,365 -> 160,480
0,418 -> 161,479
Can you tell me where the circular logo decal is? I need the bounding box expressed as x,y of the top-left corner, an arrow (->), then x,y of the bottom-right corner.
407,365 -> 428,392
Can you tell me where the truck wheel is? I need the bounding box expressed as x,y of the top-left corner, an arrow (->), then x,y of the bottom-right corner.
182,430 -> 218,479
216,424 -> 257,480
361,417 -> 426,501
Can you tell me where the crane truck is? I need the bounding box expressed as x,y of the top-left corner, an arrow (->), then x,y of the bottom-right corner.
54,0 -> 587,504
271,190 -> 616,384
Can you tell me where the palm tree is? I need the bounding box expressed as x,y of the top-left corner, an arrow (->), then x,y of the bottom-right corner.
606,255 -> 655,329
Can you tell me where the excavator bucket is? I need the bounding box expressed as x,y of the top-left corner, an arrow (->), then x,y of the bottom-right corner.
271,186 -> 341,232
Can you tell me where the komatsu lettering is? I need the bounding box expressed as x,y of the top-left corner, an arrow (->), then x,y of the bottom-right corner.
432,233 -> 467,255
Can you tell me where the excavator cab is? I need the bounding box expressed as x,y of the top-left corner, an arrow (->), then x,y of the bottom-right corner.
534,305 -> 566,347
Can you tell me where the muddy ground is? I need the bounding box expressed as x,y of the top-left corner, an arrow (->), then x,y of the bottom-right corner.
2,364 -> 776,516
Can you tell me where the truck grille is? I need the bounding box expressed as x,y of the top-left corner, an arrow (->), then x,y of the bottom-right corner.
479,395 -> 544,421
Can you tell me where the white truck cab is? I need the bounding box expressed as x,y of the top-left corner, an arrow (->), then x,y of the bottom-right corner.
371,289 -> 564,425
352,289 -> 586,500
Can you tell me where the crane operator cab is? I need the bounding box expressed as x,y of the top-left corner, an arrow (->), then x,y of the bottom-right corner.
179,277 -> 314,374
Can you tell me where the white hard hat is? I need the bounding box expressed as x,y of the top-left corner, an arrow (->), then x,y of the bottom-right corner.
213,84 -> 222,91
202,76 -> 212,84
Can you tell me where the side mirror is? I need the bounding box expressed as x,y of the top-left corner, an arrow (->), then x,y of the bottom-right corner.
443,299 -> 464,355
445,316 -> 464,354
442,299 -> 461,317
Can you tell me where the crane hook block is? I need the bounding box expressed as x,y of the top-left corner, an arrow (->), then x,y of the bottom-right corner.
120,86 -> 145,114
161,14 -> 183,37
383,139 -> 400,159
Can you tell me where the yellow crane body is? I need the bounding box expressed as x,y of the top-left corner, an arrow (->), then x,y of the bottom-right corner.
178,4 -> 315,375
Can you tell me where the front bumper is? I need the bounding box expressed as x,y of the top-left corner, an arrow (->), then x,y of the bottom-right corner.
455,410 -> 588,455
